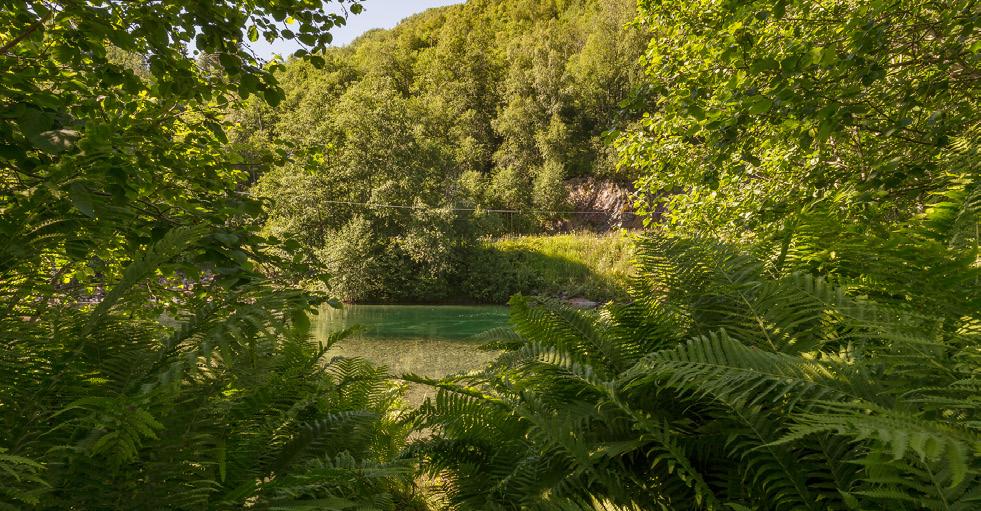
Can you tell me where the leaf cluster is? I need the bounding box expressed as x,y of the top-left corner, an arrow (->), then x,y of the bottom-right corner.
617,0 -> 980,241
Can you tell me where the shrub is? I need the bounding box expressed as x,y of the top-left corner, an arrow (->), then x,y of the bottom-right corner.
461,233 -> 634,304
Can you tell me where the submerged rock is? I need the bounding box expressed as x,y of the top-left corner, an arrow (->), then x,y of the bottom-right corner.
565,297 -> 600,309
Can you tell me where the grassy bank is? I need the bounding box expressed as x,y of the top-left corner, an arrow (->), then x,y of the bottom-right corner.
460,232 -> 635,304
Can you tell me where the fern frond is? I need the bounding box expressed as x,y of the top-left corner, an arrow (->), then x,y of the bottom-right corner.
779,401 -> 978,486
90,225 -> 208,324
621,330 -> 855,408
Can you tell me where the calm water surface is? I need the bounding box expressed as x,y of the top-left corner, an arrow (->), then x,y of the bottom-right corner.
313,305 -> 509,404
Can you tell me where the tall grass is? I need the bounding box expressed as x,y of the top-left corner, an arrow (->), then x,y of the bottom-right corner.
461,231 -> 635,303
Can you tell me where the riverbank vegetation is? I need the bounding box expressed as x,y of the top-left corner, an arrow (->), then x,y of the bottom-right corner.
1,0 -> 977,509
464,233 -> 634,303
246,0 -> 646,303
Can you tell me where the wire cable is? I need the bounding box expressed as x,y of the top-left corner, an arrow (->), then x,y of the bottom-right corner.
317,199 -> 619,216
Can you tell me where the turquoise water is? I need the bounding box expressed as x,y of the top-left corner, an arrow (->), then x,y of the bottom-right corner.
315,304 -> 509,340
313,305 -> 509,404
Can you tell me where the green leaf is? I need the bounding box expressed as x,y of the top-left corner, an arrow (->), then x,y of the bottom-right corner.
307,55 -> 325,69
263,87 -> 285,106
239,74 -> 261,96
291,308 -> 311,334
214,232 -> 239,246
247,25 -> 259,42
772,0 -> 787,18
0,144 -> 24,161
688,104 -> 706,120
747,95 -> 772,115
806,47 -> 822,66
816,119 -> 835,142
68,183 -> 96,217
218,53 -> 239,70
820,47 -> 838,65
298,32 -> 317,46
33,129 -> 79,154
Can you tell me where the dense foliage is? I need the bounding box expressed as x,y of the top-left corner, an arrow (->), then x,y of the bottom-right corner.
2,0 -> 978,509
409,0 -> 980,509
0,1 -> 422,509
412,201 -> 979,510
617,0 -> 979,241
241,0 -> 646,302
462,233 -> 633,304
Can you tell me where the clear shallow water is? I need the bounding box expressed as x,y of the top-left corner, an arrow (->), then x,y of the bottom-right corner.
315,304 -> 510,340
313,305 -> 510,404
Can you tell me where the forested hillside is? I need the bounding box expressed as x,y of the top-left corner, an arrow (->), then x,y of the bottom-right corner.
232,0 -> 646,302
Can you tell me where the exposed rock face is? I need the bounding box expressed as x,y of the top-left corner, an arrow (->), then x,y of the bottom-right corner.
558,178 -> 644,232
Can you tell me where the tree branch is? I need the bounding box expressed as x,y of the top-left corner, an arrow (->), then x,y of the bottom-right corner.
0,12 -> 52,54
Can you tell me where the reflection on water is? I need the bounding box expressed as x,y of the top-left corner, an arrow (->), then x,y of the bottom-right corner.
313,305 -> 509,405
315,304 -> 510,340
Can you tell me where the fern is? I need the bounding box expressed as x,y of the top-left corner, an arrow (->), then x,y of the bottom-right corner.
0,449 -> 48,510
413,185 -> 980,510
0,221 -> 418,509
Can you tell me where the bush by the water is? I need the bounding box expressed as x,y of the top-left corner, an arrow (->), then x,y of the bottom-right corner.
247,0 -> 647,303
309,230 -> 634,305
